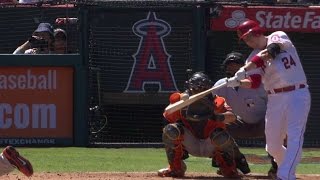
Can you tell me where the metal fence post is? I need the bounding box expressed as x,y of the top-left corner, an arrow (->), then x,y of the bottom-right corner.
73,7 -> 89,147
192,4 -> 206,72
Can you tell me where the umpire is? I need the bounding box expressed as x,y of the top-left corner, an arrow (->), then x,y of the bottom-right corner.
213,52 -> 277,177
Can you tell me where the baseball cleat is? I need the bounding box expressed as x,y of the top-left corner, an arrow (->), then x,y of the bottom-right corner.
157,161 -> 186,177
157,167 -> 185,177
268,167 -> 277,179
2,146 -> 33,177
236,155 -> 251,174
216,168 -> 242,178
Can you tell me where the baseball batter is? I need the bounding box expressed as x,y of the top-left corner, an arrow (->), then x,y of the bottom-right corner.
226,20 -> 311,180
158,72 -> 250,178
0,146 -> 33,177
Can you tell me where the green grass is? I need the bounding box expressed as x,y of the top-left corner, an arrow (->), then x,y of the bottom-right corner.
12,147 -> 320,174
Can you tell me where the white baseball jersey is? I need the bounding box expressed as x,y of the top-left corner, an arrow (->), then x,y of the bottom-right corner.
246,31 -> 308,91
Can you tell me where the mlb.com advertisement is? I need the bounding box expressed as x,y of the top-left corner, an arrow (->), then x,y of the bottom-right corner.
0,67 -> 73,145
210,6 -> 320,32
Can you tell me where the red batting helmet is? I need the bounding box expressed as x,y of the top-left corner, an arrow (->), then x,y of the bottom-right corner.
237,20 -> 265,40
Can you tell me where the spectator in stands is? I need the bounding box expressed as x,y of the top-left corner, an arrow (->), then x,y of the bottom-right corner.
18,0 -> 37,3
280,0 -> 315,2
53,28 -> 67,54
277,0 -> 291,3
13,22 -> 54,54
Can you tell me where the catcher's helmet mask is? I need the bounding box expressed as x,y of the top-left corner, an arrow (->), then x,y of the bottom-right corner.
185,72 -> 212,94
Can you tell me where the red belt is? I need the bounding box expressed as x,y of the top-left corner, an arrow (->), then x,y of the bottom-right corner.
267,84 -> 306,94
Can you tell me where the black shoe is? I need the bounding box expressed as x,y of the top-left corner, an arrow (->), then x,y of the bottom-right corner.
268,154 -> 278,179
182,150 -> 189,160
236,155 -> 250,174
212,158 -> 219,168
268,166 -> 277,179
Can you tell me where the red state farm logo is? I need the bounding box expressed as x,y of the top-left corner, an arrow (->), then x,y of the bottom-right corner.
225,10 -> 248,28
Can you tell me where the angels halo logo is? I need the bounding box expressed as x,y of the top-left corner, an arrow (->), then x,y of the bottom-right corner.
124,12 -> 178,93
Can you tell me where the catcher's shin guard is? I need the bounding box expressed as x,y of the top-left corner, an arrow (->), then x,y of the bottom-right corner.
235,151 -> 250,174
212,153 -> 250,174
210,128 -> 250,176
213,151 -> 239,178
158,123 -> 186,177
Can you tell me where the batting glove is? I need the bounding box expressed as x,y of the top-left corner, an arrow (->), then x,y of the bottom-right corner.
180,93 -> 189,101
235,67 -> 247,80
226,77 -> 241,88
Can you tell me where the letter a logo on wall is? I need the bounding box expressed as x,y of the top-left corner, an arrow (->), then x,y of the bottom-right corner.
124,12 -> 178,93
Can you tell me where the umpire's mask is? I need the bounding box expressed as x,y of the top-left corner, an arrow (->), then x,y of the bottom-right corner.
221,52 -> 245,78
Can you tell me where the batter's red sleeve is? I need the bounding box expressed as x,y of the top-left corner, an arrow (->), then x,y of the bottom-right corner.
251,55 -> 264,68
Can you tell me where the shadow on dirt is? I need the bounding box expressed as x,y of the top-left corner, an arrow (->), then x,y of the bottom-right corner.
174,174 -> 270,180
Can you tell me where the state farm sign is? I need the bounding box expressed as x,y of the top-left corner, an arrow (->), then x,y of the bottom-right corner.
210,6 -> 320,32
257,11 -> 320,29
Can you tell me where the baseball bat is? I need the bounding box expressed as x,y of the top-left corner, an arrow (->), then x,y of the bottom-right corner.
164,82 -> 227,115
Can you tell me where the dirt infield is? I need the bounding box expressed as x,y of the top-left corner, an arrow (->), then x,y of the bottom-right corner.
2,154 -> 320,180
2,172 -> 320,180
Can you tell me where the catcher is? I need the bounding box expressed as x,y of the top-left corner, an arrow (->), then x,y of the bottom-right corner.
158,72 -> 250,178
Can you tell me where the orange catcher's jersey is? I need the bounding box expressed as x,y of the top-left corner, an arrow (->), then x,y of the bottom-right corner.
163,93 -> 229,139
163,93 -> 229,123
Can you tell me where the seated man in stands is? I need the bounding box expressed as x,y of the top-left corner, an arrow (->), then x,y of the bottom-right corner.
53,28 -> 68,54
